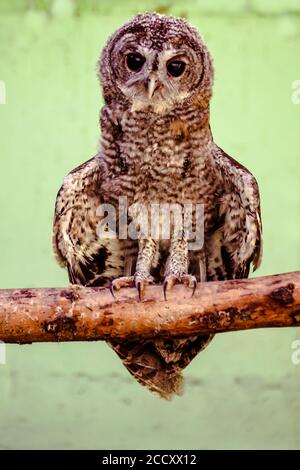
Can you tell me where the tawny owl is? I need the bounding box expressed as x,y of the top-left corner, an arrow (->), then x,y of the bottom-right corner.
53,13 -> 262,399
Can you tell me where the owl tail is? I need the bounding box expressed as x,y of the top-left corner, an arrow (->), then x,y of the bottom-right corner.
108,335 -> 213,400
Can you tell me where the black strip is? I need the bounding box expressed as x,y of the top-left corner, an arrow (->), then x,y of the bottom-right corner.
0,450 -> 295,466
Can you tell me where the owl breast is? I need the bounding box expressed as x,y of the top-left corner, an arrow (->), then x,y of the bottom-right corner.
114,109 -> 221,233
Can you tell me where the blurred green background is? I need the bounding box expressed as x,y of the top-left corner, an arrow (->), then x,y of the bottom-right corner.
0,0 -> 300,450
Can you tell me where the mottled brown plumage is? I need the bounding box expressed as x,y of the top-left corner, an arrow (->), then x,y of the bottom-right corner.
53,13 -> 262,399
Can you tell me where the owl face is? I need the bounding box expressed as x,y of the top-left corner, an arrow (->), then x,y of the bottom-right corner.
100,13 -> 213,114
115,42 -> 202,113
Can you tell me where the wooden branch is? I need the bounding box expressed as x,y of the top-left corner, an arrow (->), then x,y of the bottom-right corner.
0,272 -> 299,344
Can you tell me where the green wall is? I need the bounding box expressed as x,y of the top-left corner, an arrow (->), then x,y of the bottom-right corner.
0,0 -> 299,449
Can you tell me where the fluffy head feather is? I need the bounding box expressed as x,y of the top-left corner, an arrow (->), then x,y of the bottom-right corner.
99,12 -> 214,114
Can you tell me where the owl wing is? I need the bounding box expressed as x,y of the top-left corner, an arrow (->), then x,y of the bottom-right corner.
206,144 -> 263,281
53,155 -> 125,286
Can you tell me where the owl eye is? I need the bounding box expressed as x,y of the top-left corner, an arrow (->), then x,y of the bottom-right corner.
126,53 -> 145,72
167,60 -> 186,77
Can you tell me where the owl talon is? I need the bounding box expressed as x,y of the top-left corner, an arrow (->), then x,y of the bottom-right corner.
109,283 -> 116,299
163,281 -> 169,301
136,280 -> 143,301
135,275 -> 154,301
163,282 -> 167,301
181,274 -> 197,296
110,276 -> 135,300
163,275 -> 178,301
192,279 -> 197,296
163,274 -> 197,300
110,275 -> 153,301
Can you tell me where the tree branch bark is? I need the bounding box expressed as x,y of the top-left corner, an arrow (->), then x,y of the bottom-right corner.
0,271 -> 299,344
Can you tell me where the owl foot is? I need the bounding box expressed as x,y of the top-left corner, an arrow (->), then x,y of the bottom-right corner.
110,274 -> 154,301
163,274 -> 197,301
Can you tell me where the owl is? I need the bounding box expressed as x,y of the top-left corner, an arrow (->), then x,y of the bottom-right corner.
53,13 -> 262,399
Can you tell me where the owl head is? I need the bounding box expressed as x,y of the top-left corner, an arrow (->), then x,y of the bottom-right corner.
99,13 -> 214,114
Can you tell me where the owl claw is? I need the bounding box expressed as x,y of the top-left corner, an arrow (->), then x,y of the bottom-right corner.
135,275 -> 154,301
136,280 -> 143,301
163,274 -> 197,300
181,274 -> 197,297
163,281 -> 168,301
110,275 -> 153,301
163,274 -> 178,301
191,278 -> 197,297
164,281 -> 168,301
110,276 -> 135,300
109,283 -> 116,299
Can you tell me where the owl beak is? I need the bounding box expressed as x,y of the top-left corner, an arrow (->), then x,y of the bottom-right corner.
147,76 -> 158,99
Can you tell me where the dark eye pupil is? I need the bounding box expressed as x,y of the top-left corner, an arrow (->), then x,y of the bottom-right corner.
126,53 -> 145,71
167,60 -> 186,77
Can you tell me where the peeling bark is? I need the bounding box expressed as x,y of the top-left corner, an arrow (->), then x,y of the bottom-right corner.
0,272 -> 299,344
